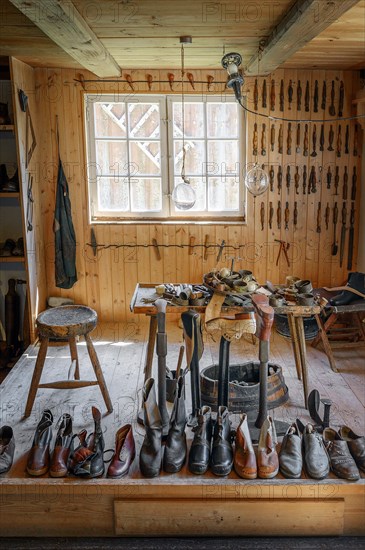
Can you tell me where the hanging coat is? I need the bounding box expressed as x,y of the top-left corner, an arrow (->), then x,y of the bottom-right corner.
54,159 -> 77,289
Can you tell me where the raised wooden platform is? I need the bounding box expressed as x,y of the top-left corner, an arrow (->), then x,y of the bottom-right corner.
0,321 -> 364,537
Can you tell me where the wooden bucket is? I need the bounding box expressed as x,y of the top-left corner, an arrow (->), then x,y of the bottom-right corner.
200,362 -> 289,413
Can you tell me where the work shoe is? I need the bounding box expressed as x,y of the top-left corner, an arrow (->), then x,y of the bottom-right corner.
0,239 -> 15,257
257,415 -> 279,479
139,378 -> 162,478
302,423 -> 330,480
279,421 -> 303,479
339,426 -> 365,473
234,413 -> 257,479
188,406 -> 213,475
49,413 -> 73,478
0,426 -> 15,474
27,409 -> 53,476
12,238 -> 24,257
211,406 -> 233,476
163,376 -> 187,473
69,407 -> 105,478
107,424 -> 135,478
323,428 -> 360,481
330,272 -> 365,306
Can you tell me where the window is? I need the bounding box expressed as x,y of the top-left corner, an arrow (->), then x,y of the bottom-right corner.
84,94 -> 245,222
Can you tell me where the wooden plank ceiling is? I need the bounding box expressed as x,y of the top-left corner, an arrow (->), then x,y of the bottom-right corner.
0,0 -> 364,73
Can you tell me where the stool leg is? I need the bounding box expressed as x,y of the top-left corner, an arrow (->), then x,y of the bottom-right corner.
85,333 -> 113,413
24,337 -> 49,418
69,337 -> 80,380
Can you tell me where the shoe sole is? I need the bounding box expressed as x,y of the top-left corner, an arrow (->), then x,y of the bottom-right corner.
189,464 -> 209,475
211,464 -> 233,477
279,467 -> 302,479
258,469 -> 279,479
27,466 -> 48,476
49,470 -> 68,478
163,463 -> 185,474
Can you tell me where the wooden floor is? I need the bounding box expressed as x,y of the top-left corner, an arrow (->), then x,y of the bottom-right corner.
0,319 -> 364,537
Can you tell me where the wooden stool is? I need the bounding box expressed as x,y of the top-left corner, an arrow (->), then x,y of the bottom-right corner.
24,305 -> 113,417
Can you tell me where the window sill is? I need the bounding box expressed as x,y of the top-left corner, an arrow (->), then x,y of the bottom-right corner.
90,217 -> 246,225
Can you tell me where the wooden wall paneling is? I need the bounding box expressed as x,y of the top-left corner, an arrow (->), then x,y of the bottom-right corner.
175,226 -> 190,283
149,224 -> 164,283
110,225 -> 127,322
97,225 -> 114,322
188,223 -> 202,283
123,224 -> 138,321
163,224 -> 177,282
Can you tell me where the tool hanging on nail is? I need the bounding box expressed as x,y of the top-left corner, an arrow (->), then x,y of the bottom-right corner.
321,81 -> 326,110
146,74 -> 153,91
253,122 -> 258,156
152,238 -> 161,260
329,81 -> 336,116
334,166 -> 339,195
125,74 -> 135,91
316,202 -> 322,233
351,166 -> 357,201
278,124 -> 283,154
295,166 -> 300,195
320,124 -> 324,152
216,240 -> 225,262
270,124 -> 275,152
345,125 -> 349,154
269,201 -> 274,229
261,123 -> 266,155
254,79 -> 258,111
353,124 -> 358,156
260,202 -> 265,230
294,201 -> 298,228
303,165 -> 307,194
296,123 -> 301,153
280,79 -> 284,111
340,202 -> 347,267
284,202 -> 290,230
270,79 -> 275,110
328,125 -> 334,151
311,124 -> 317,157
286,166 -> 291,193
325,203 -> 330,230
297,80 -> 302,111
327,166 -> 332,189
207,75 -> 214,91
332,202 -> 338,256
204,234 -> 209,260
275,239 -> 290,267
168,73 -> 175,91
262,79 -> 267,108
277,201 -> 282,229
336,125 -> 342,158
347,203 -> 355,270
288,80 -> 293,110
303,124 -> 309,156
305,80 -> 310,112
338,81 -> 344,118
269,165 -> 274,192
343,166 -> 348,200
287,122 -> 292,155
277,165 -> 282,193
314,80 -> 319,112
187,73 -> 195,90
309,166 -> 317,193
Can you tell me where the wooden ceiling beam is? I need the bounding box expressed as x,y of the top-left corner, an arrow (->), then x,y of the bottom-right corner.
245,0 -> 360,75
8,0 -> 121,77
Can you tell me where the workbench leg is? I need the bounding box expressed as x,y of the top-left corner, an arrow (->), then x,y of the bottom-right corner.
356,313 -> 365,341
314,314 -> 338,373
295,317 -> 309,409
287,313 -> 302,381
144,314 -> 157,382
312,312 -> 337,348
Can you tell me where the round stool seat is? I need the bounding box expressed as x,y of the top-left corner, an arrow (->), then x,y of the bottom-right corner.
36,305 -> 98,339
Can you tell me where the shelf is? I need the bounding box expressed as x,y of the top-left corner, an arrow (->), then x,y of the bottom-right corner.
0,124 -> 14,132
0,256 -> 25,263
0,192 -> 19,198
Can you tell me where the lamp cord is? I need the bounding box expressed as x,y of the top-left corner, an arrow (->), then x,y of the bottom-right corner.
181,43 -> 187,183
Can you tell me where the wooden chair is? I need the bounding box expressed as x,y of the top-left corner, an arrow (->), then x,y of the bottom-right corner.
24,305 -> 113,417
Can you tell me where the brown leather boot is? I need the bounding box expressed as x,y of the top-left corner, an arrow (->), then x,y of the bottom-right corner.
27,409 -> 53,476
257,415 -> 279,479
234,414 -> 257,479
49,413 -> 73,478
107,424 -> 135,478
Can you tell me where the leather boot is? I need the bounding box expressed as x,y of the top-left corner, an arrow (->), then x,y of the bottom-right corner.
257,415 -> 279,479
339,426 -> 365,472
330,272 -> 365,306
323,428 -> 360,481
107,424 -> 135,478
69,407 -> 105,478
163,376 -> 187,473
211,405 -> 233,476
188,406 -> 213,475
27,409 -> 53,476
0,425 -> 15,474
139,378 -> 162,478
49,413 -> 73,478
234,413 -> 257,479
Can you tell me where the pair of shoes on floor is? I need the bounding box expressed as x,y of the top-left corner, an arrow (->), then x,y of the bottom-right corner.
140,377 -> 187,478
0,426 -> 15,474
0,238 -> 24,257
322,426 -> 362,481
188,405 -> 233,477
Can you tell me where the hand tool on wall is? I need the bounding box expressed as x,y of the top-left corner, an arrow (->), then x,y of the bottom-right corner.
277,201 -> 282,229
309,166 -> 317,193
334,166 -> 339,195
353,124 -> 358,156
286,165 -> 291,193
253,122 -> 258,156
351,166 -> 357,201
342,166 -> 348,200
270,79 -> 275,110
147,74 -> 153,91
340,202 -> 347,267
336,125 -> 342,157
125,74 -> 135,91
287,122 -> 292,154
262,79 -> 267,108
321,81 -> 326,110
277,165 -> 282,193
269,201 -> 274,229
296,123 -> 301,153
155,299 -> 171,437
181,310 -> 203,427
207,75 -> 214,91
254,79 -> 258,111
204,234 -> 209,260
314,80 -> 319,112
284,202 -> 290,230
338,80 -> 344,117
187,73 -> 195,90
316,202 -> 322,233
26,174 -> 34,232
328,124 -> 334,151
325,203 -> 330,230
278,124 -> 283,153
294,201 -> 298,228
269,165 -> 274,192
90,227 -> 97,257
347,203 -> 355,270
329,80 -> 336,116
260,202 -> 265,230
305,80 -> 310,112
311,124 -> 317,157
303,124 -> 309,156
189,236 -> 196,255
320,124 -> 324,152
345,125 -> 349,154
275,239 -> 290,267
327,166 -> 332,189
168,73 -> 174,91
271,124 -> 275,152
288,79 -> 293,110
297,80 -> 302,110
280,79 -> 284,111
294,166 -> 300,195
332,202 -> 338,255
261,123 -> 267,155
216,240 -> 225,262
303,165 -> 307,194
152,238 -> 161,260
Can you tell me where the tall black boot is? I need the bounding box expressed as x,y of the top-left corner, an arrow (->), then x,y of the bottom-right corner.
330,272 -> 365,306
211,405 -> 233,476
139,378 -> 162,477
163,376 -> 187,473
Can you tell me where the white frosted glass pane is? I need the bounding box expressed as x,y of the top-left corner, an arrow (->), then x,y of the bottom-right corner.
207,103 -> 238,138
97,177 -> 129,211
208,140 -> 239,173
94,103 -> 126,137
131,178 -> 162,212
130,141 -> 160,175
208,177 -> 240,211
128,103 -> 160,138
174,140 -> 205,175
95,140 -> 128,175
173,102 -> 204,138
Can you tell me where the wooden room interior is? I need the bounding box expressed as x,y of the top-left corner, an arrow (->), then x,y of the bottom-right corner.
0,0 -> 364,539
